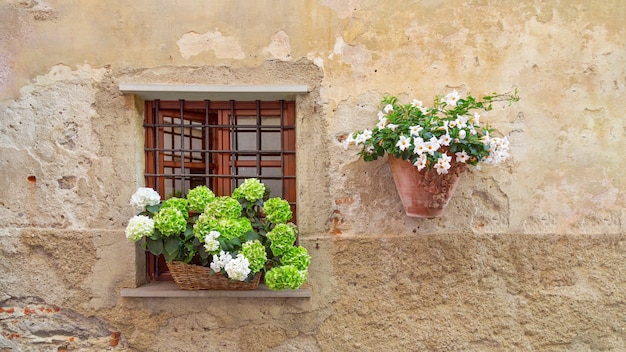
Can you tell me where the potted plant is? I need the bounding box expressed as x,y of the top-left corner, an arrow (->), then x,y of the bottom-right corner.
344,89 -> 519,217
125,178 -> 310,290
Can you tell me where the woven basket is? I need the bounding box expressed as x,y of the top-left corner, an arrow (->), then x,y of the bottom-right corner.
167,261 -> 261,290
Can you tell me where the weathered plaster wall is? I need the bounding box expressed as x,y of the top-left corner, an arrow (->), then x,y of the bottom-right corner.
0,0 -> 624,351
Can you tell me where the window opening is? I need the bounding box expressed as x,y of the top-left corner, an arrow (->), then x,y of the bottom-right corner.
144,100 -> 296,281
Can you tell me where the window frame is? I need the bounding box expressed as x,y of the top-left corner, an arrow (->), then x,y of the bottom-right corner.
142,99 -> 297,281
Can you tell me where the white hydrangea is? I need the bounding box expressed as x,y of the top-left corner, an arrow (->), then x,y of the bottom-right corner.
125,215 -> 154,242
130,188 -> 161,212
210,251 -> 232,273
203,231 -> 221,253
224,254 -> 251,281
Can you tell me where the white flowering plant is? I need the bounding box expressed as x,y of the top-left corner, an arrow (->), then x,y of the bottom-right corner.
344,89 -> 519,174
125,178 -> 310,289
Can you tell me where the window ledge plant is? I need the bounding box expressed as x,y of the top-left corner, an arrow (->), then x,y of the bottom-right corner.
125,178 -> 310,290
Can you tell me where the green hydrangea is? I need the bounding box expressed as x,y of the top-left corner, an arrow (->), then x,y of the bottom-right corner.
263,197 -> 293,223
232,178 -> 266,202
240,240 -> 267,273
267,223 -> 297,256
204,196 -> 242,219
161,197 -> 189,220
280,246 -> 310,271
154,207 -> 187,236
186,185 -> 215,212
194,214 -> 252,241
264,265 -> 307,290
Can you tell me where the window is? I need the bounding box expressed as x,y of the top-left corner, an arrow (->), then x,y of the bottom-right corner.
143,100 -> 296,281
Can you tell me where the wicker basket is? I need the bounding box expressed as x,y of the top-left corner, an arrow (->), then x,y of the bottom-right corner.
167,261 -> 261,290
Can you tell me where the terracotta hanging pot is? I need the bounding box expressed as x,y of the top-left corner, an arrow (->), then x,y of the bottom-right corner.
388,155 -> 467,218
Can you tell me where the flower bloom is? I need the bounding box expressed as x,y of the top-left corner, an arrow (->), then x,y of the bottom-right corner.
409,125 -> 423,136
424,137 -> 441,156
413,154 -> 428,171
224,254 -> 251,281
281,246 -> 311,271
241,240 -> 267,273
442,90 -> 461,107
187,185 -> 215,212
130,188 -> 161,212
439,134 -> 452,146
203,230 -> 221,253
376,117 -> 388,130
267,223 -> 297,256
458,129 -> 467,140
455,150 -> 470,163
210,250 -> 232,273
396,135 -> 411,151
263,198 -> 293,223
413,137 -> 426,155
434,153 -> 452,175
264,265 -> 308,290
232,178 -> 266,202
125,215 -> 154,241
383,104 -> 394,114
153,207 -> 187,236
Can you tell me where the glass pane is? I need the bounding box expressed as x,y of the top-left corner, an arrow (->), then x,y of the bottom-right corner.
261,132 -> 280,151
261,116 -> 280,126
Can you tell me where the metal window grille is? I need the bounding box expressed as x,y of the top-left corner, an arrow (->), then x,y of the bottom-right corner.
143,99 -> 296,281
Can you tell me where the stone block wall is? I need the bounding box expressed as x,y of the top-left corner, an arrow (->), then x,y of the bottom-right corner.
0,0 -> 624,351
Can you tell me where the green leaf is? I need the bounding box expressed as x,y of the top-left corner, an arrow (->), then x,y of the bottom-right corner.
163,250 -> 177,262
164,236 -> 179,257
146,204 -> 161,214
245,231 -> 262,242
146,238 -> 163,256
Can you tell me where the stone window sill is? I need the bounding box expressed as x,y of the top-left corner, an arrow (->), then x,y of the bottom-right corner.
120,281 -> 312,298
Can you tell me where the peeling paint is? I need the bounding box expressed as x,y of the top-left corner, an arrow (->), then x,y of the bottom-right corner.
176,30 -> 246,60
263,29 -> 292,61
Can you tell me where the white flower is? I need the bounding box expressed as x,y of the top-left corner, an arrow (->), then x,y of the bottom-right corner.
409,125 -> 423,136
483,136 -> 510,164
439,134 -> 452,146
424,137 -> 440,156
387,123 -> 399,131
342,133 -> 356,150
442,90 -> 461,107
130,188 -> 161,212
456,114 -> 469,128
125,215 -> 154,242
413,137 -> 426,155
204,230 -> 221,253
410,99 -> 423,107
210,251 -> 232,273
434,153 -> 452,175
413,154 -> 428,171
376,117 -> 388,130
396,135 -> 411,151
204,239 -> 220,253
383,104 -> 394,114
471,112 -> 481,125
458,129 -> 467,140
224,254 -> 251,281
482,131 -> 490,145
455,150 -> 470,163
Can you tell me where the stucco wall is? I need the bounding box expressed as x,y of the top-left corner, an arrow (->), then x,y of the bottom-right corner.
0,0 -> 624,351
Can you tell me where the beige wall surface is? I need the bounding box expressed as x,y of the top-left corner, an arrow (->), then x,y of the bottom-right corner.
0,0 -> 624,351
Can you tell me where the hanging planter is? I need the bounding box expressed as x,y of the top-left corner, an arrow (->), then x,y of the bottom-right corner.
344,89 -> 519,217
388,155 -> 466,217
